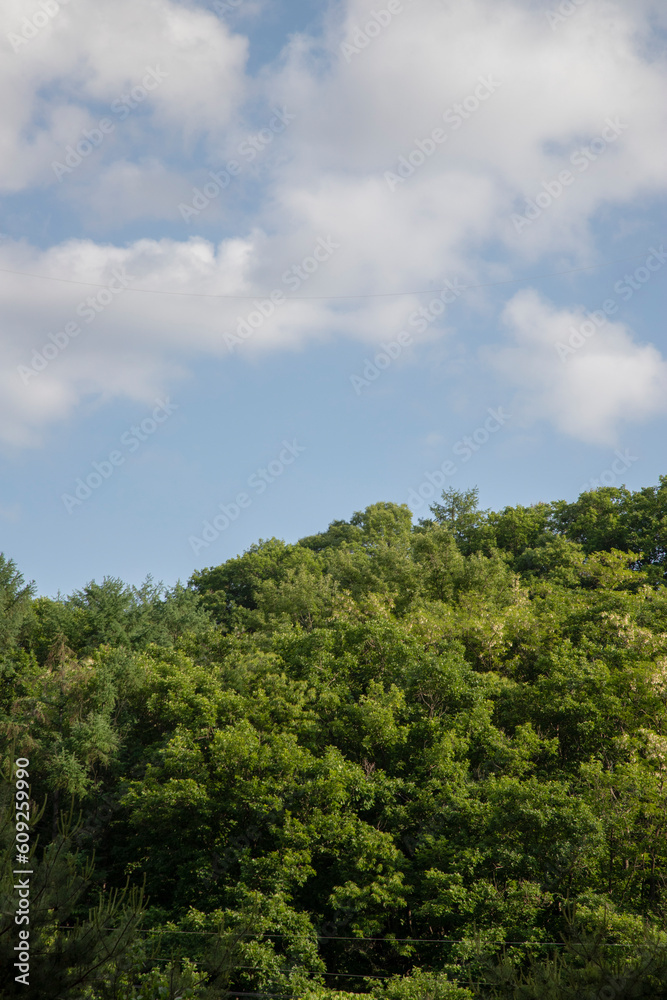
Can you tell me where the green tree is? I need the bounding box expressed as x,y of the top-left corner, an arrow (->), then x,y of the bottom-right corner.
0,554 -> 35,653
428,487 -> 492,555
0,770 -> 146,1000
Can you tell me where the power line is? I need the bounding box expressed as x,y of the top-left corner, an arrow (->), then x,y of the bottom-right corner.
0,249 -> 659,301
227,993 -> 294,998
57,926 -> 667,947
144,961 -> 393,980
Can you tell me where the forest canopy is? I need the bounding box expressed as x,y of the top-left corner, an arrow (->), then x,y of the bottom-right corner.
2,477 -> 667,998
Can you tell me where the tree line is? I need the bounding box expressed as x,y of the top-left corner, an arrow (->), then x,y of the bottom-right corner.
2,477 -> 667,998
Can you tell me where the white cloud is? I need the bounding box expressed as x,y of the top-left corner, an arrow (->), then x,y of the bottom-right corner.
264,0 -> 667,266
486,289 -> 667,444
0,0 -> 247,191
2,0 -> 667,447
0,231 -> 355,447
65,159 -> 197,227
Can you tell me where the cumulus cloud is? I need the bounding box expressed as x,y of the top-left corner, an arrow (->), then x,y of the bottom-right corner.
65,159 -> 197,228
0,231 -> 359,446
270,0 -> 667,258
0,0 -> 247,191
486,288 -> 667,445
2,0 -> 667,447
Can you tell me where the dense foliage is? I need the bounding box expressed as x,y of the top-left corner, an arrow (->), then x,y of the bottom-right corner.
2,478 -> 667,998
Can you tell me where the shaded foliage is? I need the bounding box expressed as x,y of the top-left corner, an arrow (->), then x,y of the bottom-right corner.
2,478 -> 667,997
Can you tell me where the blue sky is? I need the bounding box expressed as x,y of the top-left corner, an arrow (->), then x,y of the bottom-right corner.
1,0 -> 666,596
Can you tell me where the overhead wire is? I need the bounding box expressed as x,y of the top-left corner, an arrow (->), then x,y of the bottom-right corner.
56,926 -> 667,946
0,249 -> 660,300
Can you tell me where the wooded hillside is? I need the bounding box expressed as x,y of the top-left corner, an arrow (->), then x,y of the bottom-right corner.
2,479 -> 667,998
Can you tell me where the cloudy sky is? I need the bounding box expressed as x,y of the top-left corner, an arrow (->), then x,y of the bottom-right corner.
1,0 -> 666,595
